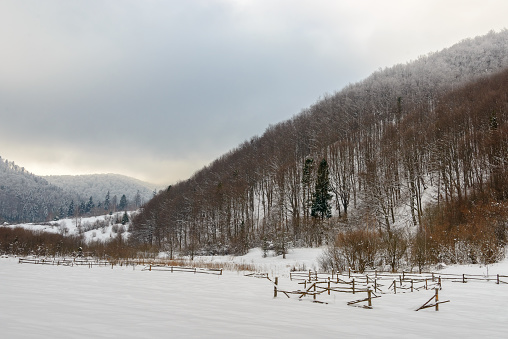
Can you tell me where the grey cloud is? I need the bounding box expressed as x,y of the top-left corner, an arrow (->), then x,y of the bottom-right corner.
1,0 -> 507,185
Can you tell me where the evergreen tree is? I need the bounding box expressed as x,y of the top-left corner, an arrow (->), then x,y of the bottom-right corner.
57,206 -> 64,220
311,158 -> 333,220
85,196 -> 94,213
67,200 -> 75,217
119,194 -> 128,210
302,158 -> 314,217
104,191 -> 110,211
122,211 -> 129,225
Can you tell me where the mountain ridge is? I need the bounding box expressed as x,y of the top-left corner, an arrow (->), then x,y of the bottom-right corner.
0,156 -> 158,223
44,173 -> 157,204
131,29 -> 508,266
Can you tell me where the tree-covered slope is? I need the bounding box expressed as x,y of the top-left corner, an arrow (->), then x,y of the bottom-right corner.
0,157 -> 157,223
0,157 -> 78,223
44,174 -> 156,209
128,30 -> 508,262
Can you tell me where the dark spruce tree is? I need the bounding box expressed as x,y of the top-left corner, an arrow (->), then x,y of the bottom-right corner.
85,196 -> 94,213
67,200 -> 75,217
119,194 -> 128,210
78,201 -> 86,216
104,191 -> 110,211
311,158 -> 332,220
122,211 -> 129,225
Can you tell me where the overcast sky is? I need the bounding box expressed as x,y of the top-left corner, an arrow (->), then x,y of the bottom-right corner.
1,0 -> 507,186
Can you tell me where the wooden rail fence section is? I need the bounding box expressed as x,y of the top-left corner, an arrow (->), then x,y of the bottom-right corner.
142,264 -> 222,275
416,288 -> 450,311
280,269 -> 508,309
18,258 -> 113,267
290,269 -> 508,286
18,257 -> 222,275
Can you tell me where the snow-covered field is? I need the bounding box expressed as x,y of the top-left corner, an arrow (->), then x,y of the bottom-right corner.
1,248 -> 507,338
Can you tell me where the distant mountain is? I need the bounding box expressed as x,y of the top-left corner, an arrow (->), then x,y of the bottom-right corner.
0,155 -> 157,223
43,174 -> 156,208
0,156 -> 78,223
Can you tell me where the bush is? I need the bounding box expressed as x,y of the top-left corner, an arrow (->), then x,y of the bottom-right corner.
320,227 -> 380,273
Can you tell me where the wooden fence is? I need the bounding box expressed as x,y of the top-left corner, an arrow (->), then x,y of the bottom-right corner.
17,257 -> 222,274
281,268 -> 508,307
290,269 -> 508,286
141,264 -> 222,275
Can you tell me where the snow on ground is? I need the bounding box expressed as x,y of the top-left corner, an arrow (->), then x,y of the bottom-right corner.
1,249 -> 508,338
2,212 -> 132,243
174,247 -> 325,277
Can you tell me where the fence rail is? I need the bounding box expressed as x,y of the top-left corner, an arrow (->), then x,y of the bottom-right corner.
17,257 -> 223,275
290,269 -> 508,286
281,268 -> 508,306
142,264 -> 222,275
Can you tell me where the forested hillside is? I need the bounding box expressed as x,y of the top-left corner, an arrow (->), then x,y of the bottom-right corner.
0,158 -> 78,223
0,159 -> 154,223
132,30 -> 508,266
44,174 -> 155,210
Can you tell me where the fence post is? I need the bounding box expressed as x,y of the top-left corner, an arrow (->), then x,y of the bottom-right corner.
367,286 -> 373,307
497,274 -> 500,285
352,278 -> 355,294
462,274 -> 466,283
328,278 -> 331,295
274,277 -> 278,298
393,279 -> 397,294
149,264 -> 151,271
411,280 -> 414,292
435,288 -> 439,311
313,283 -> 317,300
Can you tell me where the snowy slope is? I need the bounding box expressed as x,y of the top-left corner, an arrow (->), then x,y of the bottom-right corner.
2,213 -> 133,243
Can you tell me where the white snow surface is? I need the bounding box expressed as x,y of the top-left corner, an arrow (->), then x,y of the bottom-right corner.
2,213 -> 132,243
1,248 -> 508,338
